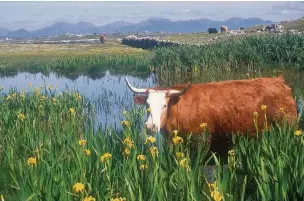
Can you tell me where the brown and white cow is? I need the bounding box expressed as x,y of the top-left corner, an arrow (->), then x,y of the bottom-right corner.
125,76 -> 298,151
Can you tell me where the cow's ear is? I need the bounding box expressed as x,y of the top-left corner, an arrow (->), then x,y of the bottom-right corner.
134,95 -> 147,105
168,96 -> 180,106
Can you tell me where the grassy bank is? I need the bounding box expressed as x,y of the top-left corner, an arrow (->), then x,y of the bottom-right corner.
151,33 -> 304,73
0,42 -> 150,76
0,86 -> 303,201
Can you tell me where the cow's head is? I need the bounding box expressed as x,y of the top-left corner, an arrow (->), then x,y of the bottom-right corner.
125,77 -> 190,132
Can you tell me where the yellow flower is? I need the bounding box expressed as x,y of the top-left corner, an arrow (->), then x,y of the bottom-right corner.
211,190 -> 223,201
11,93 -> 17,98
208,182 -> 217,191
172,130 -> 178,137
179,158 -> 190,172
146,107 -> 151,113
111,198 -> 126,201
73,182 -> 85,193
175,152 -> 185,159
123,137 -> 134,148
145,136 -> 156,144
200,123 -> 207,129
75,93 -> 82,100
79,139 -> 86,146
121,120 -> 130,127
52,98 -> 57,103
40,96 -> 46,101
17,113 -> 26,120
260,104 -> 267,111
279,107 -> 284,113
27,157 -> 37,166
228,149 -> 235,156
139,164 -> 148,170
84,149 -> 91,156
101,153 -> 112,162
149,146 -> 159,157
83,196 -> 96,201
123,148 -> 131,156
69,108 -> 75,114
172,136 -> 183,144
253,111 -> 258,117
294,130 -> 303,136
137,154 -> 146,161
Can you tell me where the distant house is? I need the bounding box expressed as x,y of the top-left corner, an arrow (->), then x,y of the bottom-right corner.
208,28 -> 218,34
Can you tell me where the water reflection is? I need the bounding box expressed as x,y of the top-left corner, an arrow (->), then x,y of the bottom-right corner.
0,70 -> 151,81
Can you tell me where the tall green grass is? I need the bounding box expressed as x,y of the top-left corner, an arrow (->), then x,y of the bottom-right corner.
151,34 -> 304,73
214,122 -> 304,201
0,86 -> 214,201
0,53 -> 151,77
0,85 -> 303,201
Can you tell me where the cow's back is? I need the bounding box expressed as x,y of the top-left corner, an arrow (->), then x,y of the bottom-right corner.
164,76 -> 297,138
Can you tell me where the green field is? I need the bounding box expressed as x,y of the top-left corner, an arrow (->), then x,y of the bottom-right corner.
0,20 -> 304,200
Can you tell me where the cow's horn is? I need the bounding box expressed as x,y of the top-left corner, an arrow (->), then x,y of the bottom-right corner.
125,77 -> 147,93
167,82 -> 191,97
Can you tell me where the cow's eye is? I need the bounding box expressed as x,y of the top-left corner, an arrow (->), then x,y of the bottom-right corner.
163,105 -> 167,108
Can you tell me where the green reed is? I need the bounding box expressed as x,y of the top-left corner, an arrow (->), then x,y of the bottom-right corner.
0,86 -> 214,201
0,85 -> 303,201
214,121 -> 304,201
151,33 -> 304,74
0,53 -> 151,76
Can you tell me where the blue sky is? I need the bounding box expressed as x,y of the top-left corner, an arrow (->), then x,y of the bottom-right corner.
0,1 -> 304,31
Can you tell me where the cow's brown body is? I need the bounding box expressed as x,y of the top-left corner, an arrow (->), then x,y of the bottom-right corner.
161,76 -> 297,139
126,76 -> 298,155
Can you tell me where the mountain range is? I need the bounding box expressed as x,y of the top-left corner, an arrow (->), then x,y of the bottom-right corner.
0,17 -> 273,38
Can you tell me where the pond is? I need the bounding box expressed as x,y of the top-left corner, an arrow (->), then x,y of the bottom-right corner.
0,69 -> 303,130
0,71 -> 158,130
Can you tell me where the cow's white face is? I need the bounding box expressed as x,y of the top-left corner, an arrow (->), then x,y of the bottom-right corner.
125,77 -> 190,133
135,90 -> 168,132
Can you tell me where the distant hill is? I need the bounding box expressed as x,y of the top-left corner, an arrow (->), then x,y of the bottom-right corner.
0,28 -> 10,37
98,20 -> 135,33
113,17 -> 273,33
7,28 -> 32,38
0,17 -> 273,38
31,21 -> 100,37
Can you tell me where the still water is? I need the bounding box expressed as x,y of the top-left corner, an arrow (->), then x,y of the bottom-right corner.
0,71 -> 157,129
